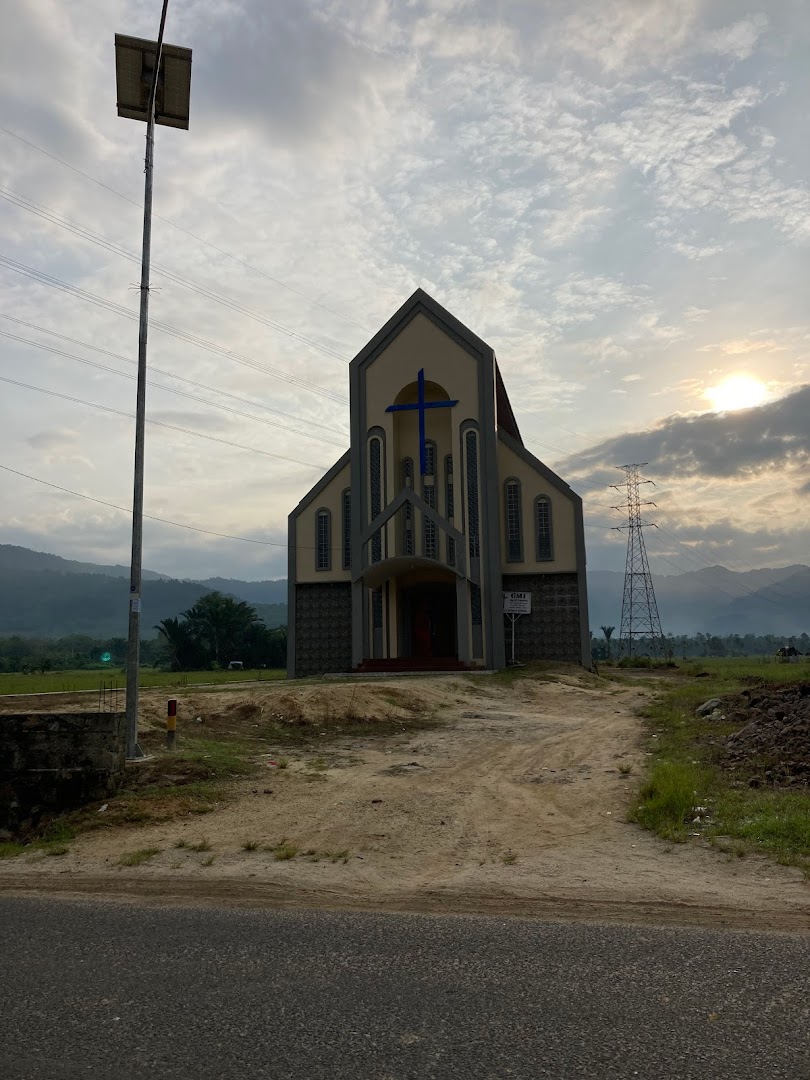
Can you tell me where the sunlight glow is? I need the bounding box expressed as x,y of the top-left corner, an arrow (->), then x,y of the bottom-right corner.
704,375 -> 769,412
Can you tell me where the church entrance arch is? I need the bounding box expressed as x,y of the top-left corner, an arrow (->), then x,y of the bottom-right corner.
396,568 -> 457,662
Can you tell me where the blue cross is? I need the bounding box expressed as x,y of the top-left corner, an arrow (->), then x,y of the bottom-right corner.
386,368 -> 459,475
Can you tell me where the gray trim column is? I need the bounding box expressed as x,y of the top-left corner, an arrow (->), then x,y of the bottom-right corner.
478,348 -> 506,670
573,493 -> 592,669
286,512 -> 296,679
456,576 -> 471,664
350,354 -> 365,668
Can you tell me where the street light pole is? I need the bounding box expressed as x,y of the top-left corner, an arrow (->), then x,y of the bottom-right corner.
124,0 -> 169,760
115,0 -> 194,759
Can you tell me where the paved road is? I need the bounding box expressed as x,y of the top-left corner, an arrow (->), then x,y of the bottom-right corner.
1,898 -> 807,1080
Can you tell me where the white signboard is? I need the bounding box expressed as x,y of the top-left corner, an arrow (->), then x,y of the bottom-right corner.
503,591 -> 531,615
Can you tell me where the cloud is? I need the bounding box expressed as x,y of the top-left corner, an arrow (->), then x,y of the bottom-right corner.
564,385 -> 810,482
190,3 -> 414,158
26,429 -> 79,452
702,15 -> 768,61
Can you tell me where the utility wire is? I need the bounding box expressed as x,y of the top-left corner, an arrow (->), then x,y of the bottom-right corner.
0,327 -> 347,450
0,254 -> 348,405
0,374 -> 329,470
0,462 -> 288,548
1,460 -> 621,556
0,185 -> 356,365
0,124 -> 370,333
0,312 -> 348,441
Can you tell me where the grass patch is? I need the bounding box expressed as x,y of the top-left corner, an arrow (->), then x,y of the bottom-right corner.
118,847 -> 160,866
0,668 -> 285,696
0,842 -> 27,860
44,843 -> 70,857
271,842 -> 299,861
187,839 -> 212,852
201,855 -> 216,867
241,839 -> 259,851
631,661 -> 810,874
618,762 -> 633,775
628,761 -> 710,841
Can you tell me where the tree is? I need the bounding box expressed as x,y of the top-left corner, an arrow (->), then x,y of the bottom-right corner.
154,616 -> 204,671
181,592 -> 263,668
600,625 -> 615,661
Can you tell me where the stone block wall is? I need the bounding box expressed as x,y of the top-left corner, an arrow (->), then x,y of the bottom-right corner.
0,712 -> 126,832
501,573 -> 585,664
295,582 -> 352,677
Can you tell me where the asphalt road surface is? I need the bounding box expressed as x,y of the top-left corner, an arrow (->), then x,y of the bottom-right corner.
1,898 -> 807,1080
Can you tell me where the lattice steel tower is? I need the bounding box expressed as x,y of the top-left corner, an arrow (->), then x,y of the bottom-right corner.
612,463 -> 665,657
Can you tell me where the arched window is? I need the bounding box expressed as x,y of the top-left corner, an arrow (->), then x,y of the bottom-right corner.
445,455 -> 455,566
341,489 -> 351,570
369,434 -> 383,563
535,495 -> 553,561
315,508 -> 331,571
464,428 -> 480,559
504,478 -> 522,563
422,440 -> 437,558
402,457 -> 414,556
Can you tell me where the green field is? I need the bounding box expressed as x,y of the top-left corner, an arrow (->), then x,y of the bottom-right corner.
0,668 -> 286,696
628,655 -> 810,875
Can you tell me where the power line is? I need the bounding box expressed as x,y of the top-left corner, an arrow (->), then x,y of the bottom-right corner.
0,462 -> 287,548
0,124 -> 370,333
0,254 -> 348,405
0,311 -> 348,441
0,326 -> 348,450
0,374 -> 329,470
0,185 -> 356,365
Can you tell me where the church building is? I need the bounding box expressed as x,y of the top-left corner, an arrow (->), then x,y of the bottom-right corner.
287,290 -> 590,677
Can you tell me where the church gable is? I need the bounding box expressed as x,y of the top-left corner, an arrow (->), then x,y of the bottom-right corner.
289,289 -> 590,677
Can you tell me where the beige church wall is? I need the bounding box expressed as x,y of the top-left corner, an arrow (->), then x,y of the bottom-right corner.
364,312 -> 482,515
496,440 -> 578,574
295,461 -> 351,583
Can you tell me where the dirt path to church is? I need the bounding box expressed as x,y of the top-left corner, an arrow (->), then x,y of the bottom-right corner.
1,671 -> 808,930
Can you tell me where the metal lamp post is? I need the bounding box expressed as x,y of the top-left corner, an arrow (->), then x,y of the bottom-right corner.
115,3 -> 192,758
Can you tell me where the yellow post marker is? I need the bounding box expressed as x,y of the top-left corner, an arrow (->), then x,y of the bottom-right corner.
167,698 -> 177,750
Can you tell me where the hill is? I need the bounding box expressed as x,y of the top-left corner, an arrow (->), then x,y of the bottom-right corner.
0,545 -> 806,640
587,564 -> 810,638
0,546 -> 286,638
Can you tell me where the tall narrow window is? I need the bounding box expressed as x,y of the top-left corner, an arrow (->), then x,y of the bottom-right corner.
535,495 -> 553,561
445,454 -> 455,567
342,489 -> 351,570
465,429 -> 480,559
315,508 -> 331,571
402,457 -> 414,555
471,583 -> 482,626
422,440 -> 437,558
504,479 -> 522,563
369,436 -> 382,563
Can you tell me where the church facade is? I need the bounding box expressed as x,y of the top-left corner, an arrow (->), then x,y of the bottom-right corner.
287,290 -> 590,677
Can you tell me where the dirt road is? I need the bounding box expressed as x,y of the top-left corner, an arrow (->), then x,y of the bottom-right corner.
2,672 -> 808,929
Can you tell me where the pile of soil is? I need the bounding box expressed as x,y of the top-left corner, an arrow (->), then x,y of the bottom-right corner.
715,682 -> 810,787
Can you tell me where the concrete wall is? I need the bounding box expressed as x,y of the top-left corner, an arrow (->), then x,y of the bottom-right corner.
502,573 -> 584,664
295,582 -> 352,676
0,711 -> 126,832
497,439 -> 577,574
294,460 -> 351,584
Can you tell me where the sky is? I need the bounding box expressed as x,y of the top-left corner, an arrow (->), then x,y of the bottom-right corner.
0,0 -> 807,585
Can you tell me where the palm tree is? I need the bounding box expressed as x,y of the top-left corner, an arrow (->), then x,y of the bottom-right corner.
601,625 -> 615,662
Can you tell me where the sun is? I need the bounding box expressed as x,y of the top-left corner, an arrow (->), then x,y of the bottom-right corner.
704,374 -> 769,412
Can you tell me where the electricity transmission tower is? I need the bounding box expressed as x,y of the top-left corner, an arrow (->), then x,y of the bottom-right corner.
611,464 -> 665,658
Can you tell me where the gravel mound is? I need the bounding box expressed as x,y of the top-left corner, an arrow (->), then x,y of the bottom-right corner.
714,682 -> 810,787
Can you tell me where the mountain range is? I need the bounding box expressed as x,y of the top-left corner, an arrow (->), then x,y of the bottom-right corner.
0,544 -> 806,639
0,545 -> 286,638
